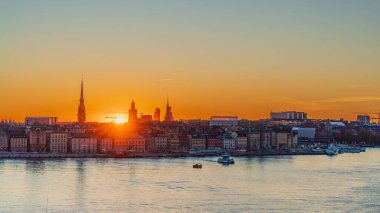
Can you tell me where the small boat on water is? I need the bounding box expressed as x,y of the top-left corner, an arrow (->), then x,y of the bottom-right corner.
193,163 -> 202,169
326,144 -> 340,156
217,155 -> 235,164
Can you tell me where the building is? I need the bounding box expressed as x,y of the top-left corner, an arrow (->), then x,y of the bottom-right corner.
222,138 -> 236,150
113,135 -> 146,153
48,132 -> 69,153
271,132 -> 298,150
140,114 -> 152,123
210,116 -> 238,126
179,135 -> 190,150
270,111 -> 307,121
164,99 -> 174,122
25,117 -> 57,126
29,128 -> 47,152
0,131 -> 8,151
98,138 -> 113,153
168,137 -> 180,150
10,134 -> 28,152
292,127 -> 315,142
235,136 -> 247,152
77,77 -> 86,124
207,138 -> 222,149
146,136 -> 168,152
153,108 -> 160,121
260,131 -> 272,149
189,136 -> 206,150
128,100 -> 138,124
71,135 -> 97,153
357,115 -> 371,125
247,133 -> 260,150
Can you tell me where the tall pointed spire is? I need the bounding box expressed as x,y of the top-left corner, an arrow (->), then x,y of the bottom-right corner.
77,76 -> 86,123
164,98 -> 174,122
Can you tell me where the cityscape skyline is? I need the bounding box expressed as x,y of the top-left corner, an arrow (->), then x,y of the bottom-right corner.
1,77 -> 380,123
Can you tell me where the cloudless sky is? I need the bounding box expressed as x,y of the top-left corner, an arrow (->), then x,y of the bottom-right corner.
1,0 -> 379,122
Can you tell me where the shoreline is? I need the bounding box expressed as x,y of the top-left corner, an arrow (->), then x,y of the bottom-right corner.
0,151 -> 328,159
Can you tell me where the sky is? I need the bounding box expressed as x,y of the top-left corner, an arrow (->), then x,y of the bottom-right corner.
1,0 -> 380,122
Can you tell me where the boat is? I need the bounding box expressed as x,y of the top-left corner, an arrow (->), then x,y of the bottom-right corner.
340,145 -> 366,154
326,144 -> 340,156
193,163 -> 202,169
217,155 -> 235,164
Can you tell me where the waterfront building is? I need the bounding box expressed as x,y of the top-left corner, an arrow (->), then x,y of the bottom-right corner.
29,128 -> 47,152
25,117 -> 57,126
270,111 -> 307,121
10,134 -> 28,152
146,136 -> 168,152
77,77 -> 86,124
153,108 -> 160,121
179,135 -> 190,150
0,131 -> 8,151
207,138 -> 222,149
113,135 -> 145,153
71,135 -> 97,153
189,136 -> 206,150
235,136 -> 248,152
98,138 -> 113,153
222,138 -> 236,150
128,100 -> 138,124
164,99 -> 174,122
292,127 -> 315,143
271,132 -> 298,149
48,132 -> 69,153
210,116 -> 238,126
168,137 -> 180,150
260,131 -> 272,149
247,133 -> 260,150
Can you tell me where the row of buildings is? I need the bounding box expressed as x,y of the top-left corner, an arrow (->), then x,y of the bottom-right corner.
0,126 -> 298,154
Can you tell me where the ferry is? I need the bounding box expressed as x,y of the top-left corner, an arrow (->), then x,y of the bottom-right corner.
217,155 -> 235,164
326,144 -> 340,156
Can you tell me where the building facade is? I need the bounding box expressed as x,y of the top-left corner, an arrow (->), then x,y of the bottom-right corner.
207,138 -> 222,149
48,132 -> 69,153
25,117 -> 57,126
71,136 -> 97,153
222,138 -> 236,150
235,136 -> 248,152
189,137 -> 206,150
98,138 -> 113,153
0,132 -> 8,152
10,135 -> 28,152
146,136 -> 168,152
29,128 -> 47,152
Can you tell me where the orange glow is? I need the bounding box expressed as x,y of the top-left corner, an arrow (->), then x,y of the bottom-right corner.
114,117 -> 126,125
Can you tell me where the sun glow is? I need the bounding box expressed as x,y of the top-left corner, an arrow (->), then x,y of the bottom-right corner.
114,117 -> 126,124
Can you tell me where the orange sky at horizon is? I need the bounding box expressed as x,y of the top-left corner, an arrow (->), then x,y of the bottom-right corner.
1,1 -> 379,122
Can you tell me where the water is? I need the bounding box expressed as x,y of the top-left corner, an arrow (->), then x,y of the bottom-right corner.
1,149 -> 380,213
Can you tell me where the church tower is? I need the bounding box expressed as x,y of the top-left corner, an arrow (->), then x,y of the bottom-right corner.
77,77 -> 86,123
164,99 -> 174,122
128,100 -> 138,123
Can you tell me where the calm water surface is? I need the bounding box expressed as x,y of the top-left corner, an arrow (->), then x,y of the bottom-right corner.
1,149 -> 380,212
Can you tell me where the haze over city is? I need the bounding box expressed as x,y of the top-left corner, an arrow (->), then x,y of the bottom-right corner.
1,0 -> 379,122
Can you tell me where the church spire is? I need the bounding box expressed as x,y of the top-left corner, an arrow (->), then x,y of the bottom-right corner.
77,76 -> 86,123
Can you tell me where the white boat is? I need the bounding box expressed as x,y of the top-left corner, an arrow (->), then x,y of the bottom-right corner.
326,144 -> 340,156
217,155 -> 235,164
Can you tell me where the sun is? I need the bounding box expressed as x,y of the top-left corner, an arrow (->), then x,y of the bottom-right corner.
114,117 -> 126,125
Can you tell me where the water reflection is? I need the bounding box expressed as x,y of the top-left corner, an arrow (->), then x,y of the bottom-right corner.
25,160 -> 46,174
0,149 -> 379,212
